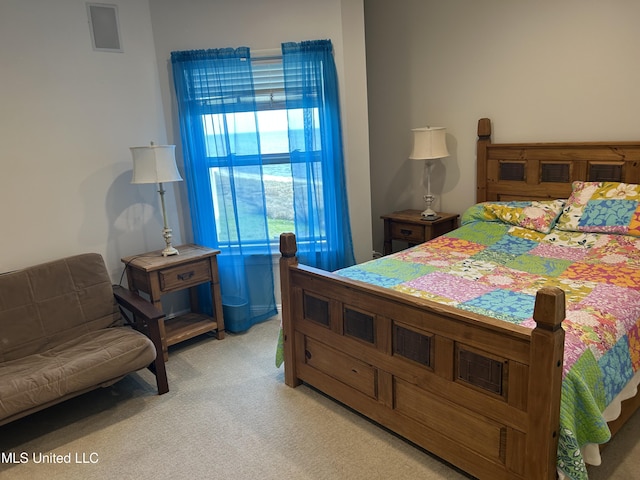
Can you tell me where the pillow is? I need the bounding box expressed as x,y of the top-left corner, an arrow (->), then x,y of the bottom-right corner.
556,181 -> 640,236
483,200 -> 565,234
461,202 -> 500,225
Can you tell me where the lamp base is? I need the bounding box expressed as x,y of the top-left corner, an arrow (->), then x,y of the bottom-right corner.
162,246 -> 179,257
421,193 -> 438,220
161,227 -> 179,257
421,208 -> 439,220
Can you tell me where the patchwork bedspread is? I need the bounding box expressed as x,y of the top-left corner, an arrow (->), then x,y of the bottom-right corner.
336,203 -> 640,480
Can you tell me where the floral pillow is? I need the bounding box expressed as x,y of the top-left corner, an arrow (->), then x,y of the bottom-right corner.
462,200 -> 565,234
556,181 -> 640,236
483,200 -> 565,234
461,202 -> 499,225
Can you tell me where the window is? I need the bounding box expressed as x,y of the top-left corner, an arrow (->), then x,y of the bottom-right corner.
172,41 -> 355,273
195,59 -> 321,246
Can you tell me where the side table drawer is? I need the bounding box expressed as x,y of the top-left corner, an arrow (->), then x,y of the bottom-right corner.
391,222 -> 425,243
159,260 -> 211,292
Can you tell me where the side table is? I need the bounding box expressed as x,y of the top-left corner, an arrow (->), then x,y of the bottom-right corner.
381,210 -> 459,255
121,244 -> 225,361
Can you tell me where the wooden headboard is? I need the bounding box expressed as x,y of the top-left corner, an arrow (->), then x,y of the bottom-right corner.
476,117 -> 640,202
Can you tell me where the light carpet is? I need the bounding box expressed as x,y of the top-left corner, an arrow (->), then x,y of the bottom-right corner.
0,317 -> 637,480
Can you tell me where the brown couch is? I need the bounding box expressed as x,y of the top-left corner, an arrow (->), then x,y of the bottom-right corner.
0,253 -> 168,426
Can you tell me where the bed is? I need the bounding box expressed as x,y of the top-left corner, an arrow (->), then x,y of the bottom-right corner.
277,118 -> 640,480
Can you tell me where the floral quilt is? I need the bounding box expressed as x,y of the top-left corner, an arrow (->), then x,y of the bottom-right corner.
336,202 -> 640,480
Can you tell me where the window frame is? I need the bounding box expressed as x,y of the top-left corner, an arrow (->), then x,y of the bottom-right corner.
195,56 -> 325,251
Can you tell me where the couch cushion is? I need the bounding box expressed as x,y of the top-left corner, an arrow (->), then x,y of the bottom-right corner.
0,253 -> 122,362
0,327 -> 156,421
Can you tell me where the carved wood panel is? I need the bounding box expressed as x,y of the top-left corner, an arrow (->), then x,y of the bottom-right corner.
393,324 -> 433,367
344,307 -> 375,344
303,292 -> 330,327
457,347 -> 505,397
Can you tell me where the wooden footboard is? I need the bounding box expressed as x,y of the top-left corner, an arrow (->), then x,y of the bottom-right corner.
279,233 -> 565,479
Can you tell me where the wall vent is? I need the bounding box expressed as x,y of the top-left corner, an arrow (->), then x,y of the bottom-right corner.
87,3 -> 123,52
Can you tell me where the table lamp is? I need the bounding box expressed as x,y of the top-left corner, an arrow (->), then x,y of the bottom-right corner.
409,127 -> 450,220
130,143 -> 183,256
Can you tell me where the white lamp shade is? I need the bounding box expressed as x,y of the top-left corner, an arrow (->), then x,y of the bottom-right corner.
409,127 -> 449,160
130,145 -> 183,184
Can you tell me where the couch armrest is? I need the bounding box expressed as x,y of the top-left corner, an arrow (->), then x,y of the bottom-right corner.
113,285 -> 169,394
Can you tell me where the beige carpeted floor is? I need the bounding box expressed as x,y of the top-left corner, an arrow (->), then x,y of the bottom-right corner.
0,317 -> 638,480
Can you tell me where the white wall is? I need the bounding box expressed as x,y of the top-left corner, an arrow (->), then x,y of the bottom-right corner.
365,0 -> 640,254
148,0 -> 373,263
0,0 -> 175,278
7,0 -> 637,275
1,0 -> 371,285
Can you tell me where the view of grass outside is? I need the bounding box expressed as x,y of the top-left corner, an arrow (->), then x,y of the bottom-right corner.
209,159 -> 298,244
204,109 -> 319,245
266,217 -> 296,240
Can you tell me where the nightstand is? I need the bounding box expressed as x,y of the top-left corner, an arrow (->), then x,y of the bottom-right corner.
381,210 -> 459,255
121,244 -> 225,361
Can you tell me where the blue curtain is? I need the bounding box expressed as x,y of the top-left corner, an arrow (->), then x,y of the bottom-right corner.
282,40 -> 355,271
171,47 -> 277,332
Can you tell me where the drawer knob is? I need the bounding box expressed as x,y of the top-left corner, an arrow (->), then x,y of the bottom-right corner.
305,349 -> 312,360
400,229 -> 413,236
177,271 -> 195,281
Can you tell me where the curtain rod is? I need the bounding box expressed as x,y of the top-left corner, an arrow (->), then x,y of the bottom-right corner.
252,47 -> 281,59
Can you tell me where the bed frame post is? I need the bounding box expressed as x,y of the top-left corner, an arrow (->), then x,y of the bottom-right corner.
476,117 -> 492,202
526,287 -> 566,480
279,232 -> 302,387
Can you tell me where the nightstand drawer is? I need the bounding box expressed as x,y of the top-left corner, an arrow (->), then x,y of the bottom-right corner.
391,222 -> 425,243
381,211 -> 459,255
159,260 -> 211,292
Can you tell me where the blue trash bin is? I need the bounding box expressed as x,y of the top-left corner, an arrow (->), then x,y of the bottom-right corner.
222,296 -> 250,333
